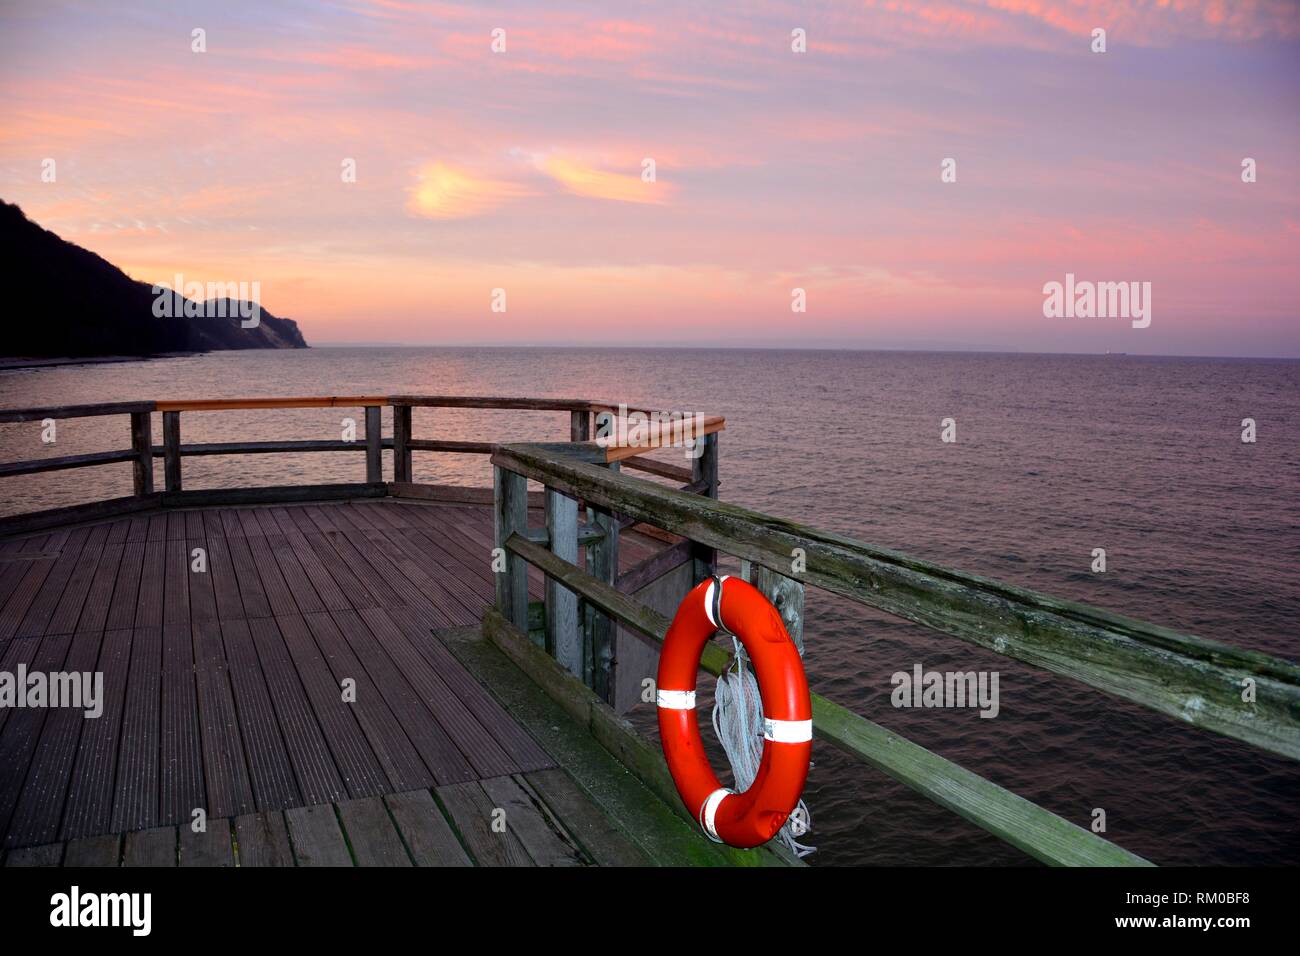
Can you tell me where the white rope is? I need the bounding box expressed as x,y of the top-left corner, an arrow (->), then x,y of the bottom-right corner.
711,634 -> 816,857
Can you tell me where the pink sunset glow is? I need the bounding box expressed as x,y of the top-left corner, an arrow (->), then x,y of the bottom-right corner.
1,0 -> 1297,355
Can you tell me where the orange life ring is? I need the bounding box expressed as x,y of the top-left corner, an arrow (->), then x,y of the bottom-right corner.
656,574 -> 812,848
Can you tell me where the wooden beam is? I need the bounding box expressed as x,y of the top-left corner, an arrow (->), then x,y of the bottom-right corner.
599,415 -> 726,464
498,533 -> 1150,867
616,538 -> 693,595
0,401 -> 155,423
746,562 -> 805,654
364,405 -> 382,484
392,404 -> 413,483
691,431 -> 719,584
406,439 -> 494,455
160,483 -> 386,507
586,501 -> 619,702
154,396 -> 386,412
0,494 -> 161,537
623,457 -> 694,483
493,465 -> 529,631
492,443 -> 1300,762
162,410 -> 182,492
545,488 -> 582,678
0,449 -> 137,478
129,410 -> 153,496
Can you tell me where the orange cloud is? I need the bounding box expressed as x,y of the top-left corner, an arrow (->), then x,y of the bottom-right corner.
406,162 -> 532,219
539,156 -> 671,204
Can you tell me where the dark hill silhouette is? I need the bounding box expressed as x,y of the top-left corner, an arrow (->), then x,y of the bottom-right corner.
0,200 -> 308,358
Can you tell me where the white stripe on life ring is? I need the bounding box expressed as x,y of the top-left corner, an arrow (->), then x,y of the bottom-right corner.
656,689 -> 696,710
763,717 -> 813,743
700,787 -> 732,842
702,574 -> 731,629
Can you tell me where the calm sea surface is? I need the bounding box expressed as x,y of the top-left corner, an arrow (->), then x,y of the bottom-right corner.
2,347 -> 1297,865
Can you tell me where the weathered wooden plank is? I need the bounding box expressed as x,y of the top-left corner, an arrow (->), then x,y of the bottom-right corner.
122,826 -> 176,867
392,404 -> 413,483
284,804 -> 352,867
109,626 -> 162,834
266,533 -> 330,614
355,607 -> 517,779
159,622 -> 205,825
226,535 -> 271,619
206,537 -> 246,621
384,789 -> 471,867
15,526 -> 90,638
220,619 -> 301,811
130,410 -> 153,496
4,629 -> 99,847
386,609 -> 553,773
544,489 -> 581,676
45,523 -> 110,635
185,538 -> 217,624
243,535 -> 298,617
365,405 -> 383,484
0,401 -> 154,423
162,409 -> 182,491
493,466 -> 529,630
275,614 -> 387,798
524,768 -> 648,866
480,774 -> 586,866
0,495 -> 160,538
234,811 -> 294,867
337,796 -> 412,866
616,538 -> 691,596
746,562 -> 805,654
245,617 -> 346,806
434,781 -> 533,867
329,609 -> 475,785
299,612 -> 431,792
4,843 -> 63,866
180,820 -> 234,866
494,442 -> 1300,761
63,833 -> 122,867
192,619 -> 256,819
133,540 -> 166,629
73,542 -> 123,634
161,483 -> 387,509
162,539 -> 191,626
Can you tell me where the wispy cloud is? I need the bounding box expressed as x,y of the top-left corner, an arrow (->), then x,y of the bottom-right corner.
406,162 -> 533,219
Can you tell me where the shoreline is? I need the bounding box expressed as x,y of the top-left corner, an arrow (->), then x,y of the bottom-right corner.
0,352 -> 200,371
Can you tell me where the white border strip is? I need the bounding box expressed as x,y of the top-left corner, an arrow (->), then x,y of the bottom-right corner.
700,787 -> 732,842
763,717 -> 813,743
656,689 -> 696,710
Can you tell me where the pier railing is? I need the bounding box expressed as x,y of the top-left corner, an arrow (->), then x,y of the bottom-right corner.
489,438 -> 1300,867
3,394 -> 1296,866
0,395 -> 720,534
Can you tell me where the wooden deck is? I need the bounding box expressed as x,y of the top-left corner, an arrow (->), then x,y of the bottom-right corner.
0,499 -> 686,866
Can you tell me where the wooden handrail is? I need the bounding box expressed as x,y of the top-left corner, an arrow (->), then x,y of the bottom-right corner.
491,441 -> 1300,762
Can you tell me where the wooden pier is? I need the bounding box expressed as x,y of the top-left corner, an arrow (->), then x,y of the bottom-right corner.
0,394 -> 1296,866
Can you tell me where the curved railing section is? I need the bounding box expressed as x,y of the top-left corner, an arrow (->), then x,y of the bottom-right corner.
0,395 -> 723,533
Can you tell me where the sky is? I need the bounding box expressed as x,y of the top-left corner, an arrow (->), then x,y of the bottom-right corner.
0,0 -> 1297,356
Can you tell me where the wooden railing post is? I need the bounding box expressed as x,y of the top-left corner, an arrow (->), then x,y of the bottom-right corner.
364,405 -> 382,483
162,410 -> 182,492
392,403 -> 412,483
545,487 -> 581,677
746,562 -> 806,654
130,410 -> 153,496
569,409 -> 590,443
691,431 -> 719,583
493,465 -> 529,629
586,492 -> 619,702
